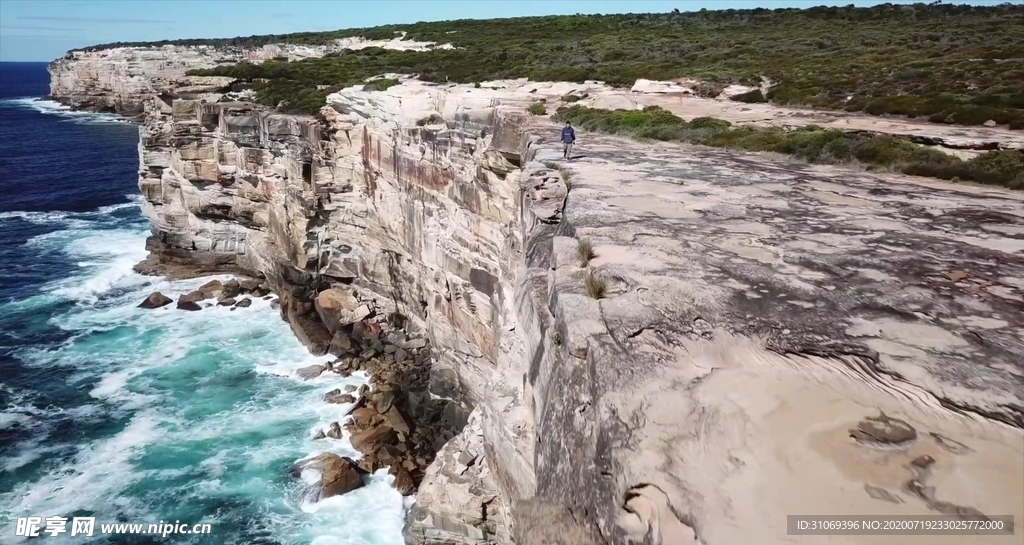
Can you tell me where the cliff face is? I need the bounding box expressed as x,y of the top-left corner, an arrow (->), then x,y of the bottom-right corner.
136,75 -> 557,542
46,36 -> 446,116
50,48 -> 1024,545
49,47 -> 236,115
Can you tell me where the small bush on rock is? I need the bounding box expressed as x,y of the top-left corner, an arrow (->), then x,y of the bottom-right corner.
688,116 -> 733,132
963,150 -> 1024,188
528,103 -> 547,116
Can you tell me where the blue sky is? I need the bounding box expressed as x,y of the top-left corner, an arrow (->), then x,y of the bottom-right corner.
0,0 -> 1008,62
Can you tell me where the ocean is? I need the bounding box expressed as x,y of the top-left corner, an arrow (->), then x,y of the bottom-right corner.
0,62 -> 407,545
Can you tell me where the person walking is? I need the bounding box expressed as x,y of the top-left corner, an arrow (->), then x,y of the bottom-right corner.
560,122 -> 576,160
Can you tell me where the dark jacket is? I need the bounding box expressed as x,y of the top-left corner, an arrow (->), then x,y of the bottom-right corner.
561,126 -> 576,143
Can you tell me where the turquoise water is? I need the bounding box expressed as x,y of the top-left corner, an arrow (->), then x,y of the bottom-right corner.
1,66 -> 407,545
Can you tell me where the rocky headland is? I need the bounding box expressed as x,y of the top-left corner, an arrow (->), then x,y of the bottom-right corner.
48,34 -> 1024,545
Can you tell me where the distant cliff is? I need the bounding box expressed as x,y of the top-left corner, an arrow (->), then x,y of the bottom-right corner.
46,36 -> 439,116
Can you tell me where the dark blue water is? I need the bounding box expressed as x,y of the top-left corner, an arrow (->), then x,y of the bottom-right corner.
0,63 -> 144,496
0,63 -> 405,545
0,63 -> 141,301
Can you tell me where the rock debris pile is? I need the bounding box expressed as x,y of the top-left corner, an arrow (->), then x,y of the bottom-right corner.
299,287 -> 466,499
138,277 -> 273,311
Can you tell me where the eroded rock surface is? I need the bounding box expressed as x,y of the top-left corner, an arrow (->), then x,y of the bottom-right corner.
522,131 -> 1024,544
48,47 -> 1024,545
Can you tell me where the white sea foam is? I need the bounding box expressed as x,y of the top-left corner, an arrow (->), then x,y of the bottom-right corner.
0,195 -> 139,228
0,412 -> 32,429
0,437 -> 68,474
0,97 -> 132,125
304,473 -> 409,545
0,210 -> 69,223
3,413 -> 160,520
3,202 -> 406,544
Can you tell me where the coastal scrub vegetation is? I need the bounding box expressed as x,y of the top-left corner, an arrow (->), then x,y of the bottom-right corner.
124,3 -> 1024,125
553,106 -> 1024,189
528,103 -> 548,116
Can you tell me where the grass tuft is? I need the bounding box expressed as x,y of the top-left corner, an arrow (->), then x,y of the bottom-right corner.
558,166 -> 573,189
584,271 -> 607,299
528,103 -> 547,116
577,239 -> 595,267
544,162 -> 573,189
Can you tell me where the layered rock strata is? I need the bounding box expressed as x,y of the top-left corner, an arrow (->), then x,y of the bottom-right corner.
49,49 -> 1024,545
46,35 -> 448,116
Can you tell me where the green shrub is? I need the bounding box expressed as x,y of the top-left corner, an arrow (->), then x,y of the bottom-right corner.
171,4 -> 1022,122
964,150 -> 1024,187
633,125 -> 689,141
688,117 -> 733,132
362,78 -> 399,92
555,105 -> 1024,190
562,94 -> 583,103
708,126 -> 787,152
852,137 -> 922,167
555,105 -> 687,135
773,127 -> 847,163
528,103 -> 547,115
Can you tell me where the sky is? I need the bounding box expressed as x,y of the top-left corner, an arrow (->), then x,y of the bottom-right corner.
0,0 -> 1011,62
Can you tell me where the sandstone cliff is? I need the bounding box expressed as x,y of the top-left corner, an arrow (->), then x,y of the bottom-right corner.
49,47 -> 1024,545
46,35 -> 446,116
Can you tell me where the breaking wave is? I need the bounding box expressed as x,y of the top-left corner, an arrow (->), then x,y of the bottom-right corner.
0,63 -> 406,545
0,97 -> 132,125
